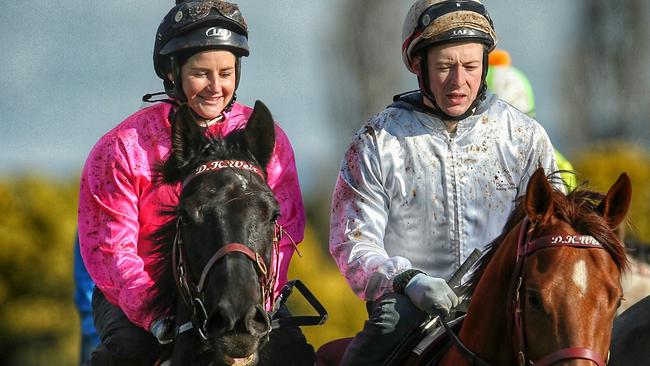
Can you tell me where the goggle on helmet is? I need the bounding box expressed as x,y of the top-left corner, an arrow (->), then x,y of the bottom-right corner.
402,0 -> 497,74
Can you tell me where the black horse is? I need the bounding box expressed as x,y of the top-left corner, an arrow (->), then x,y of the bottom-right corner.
149,100 -> 282,365
609,294 -> 650,365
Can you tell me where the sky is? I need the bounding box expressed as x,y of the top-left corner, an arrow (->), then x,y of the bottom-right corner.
0,1 -> 581,196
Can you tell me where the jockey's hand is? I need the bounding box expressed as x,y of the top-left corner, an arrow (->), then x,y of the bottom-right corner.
150,317 -> 174,345
404,274 -> 459,317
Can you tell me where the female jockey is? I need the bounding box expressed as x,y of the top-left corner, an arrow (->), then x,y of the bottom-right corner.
77,1 -> 314,364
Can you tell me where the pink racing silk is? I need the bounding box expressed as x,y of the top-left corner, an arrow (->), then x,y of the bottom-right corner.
78,102 -> 305,330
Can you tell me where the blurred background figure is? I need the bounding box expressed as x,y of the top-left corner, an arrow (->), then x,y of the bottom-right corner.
486,49 -> 577,190
485,48 -> 650,312
73,234 -> 98,366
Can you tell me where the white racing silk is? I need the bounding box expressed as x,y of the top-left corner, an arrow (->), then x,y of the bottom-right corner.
329,92 -> 560,301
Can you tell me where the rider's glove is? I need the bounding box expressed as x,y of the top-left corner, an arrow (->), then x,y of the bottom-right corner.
150,317 -> 174,345
404,273 -> 459,317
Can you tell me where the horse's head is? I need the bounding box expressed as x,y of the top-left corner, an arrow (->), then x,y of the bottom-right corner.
154,101 -> 279,365
457,168 -> 631,366
518,169 -> 630,365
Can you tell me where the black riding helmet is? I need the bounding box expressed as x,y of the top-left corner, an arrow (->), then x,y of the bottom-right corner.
152,0 -> 250,106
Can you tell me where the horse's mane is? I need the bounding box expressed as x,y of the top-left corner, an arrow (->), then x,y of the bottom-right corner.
146,125 -> 262,317
465,176 -> 629,299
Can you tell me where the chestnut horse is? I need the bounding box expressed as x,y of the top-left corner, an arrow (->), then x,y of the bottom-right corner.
319,169 -> 632,366
414,169 -> 630,365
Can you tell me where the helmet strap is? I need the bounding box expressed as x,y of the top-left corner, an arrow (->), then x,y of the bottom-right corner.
223,92 -> 237,113
477,49 -> 489,102
234,57 -> 242,90
141,91 -> 179,107
166,56 -> 187,103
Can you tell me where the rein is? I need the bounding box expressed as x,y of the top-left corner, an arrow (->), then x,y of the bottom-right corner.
445,218 -> 608,366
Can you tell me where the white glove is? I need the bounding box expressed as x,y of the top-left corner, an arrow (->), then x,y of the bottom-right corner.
150,317 -> 174,344
404,274 -> 459,316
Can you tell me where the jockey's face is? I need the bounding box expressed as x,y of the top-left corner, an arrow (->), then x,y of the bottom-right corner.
420,41 -> 484,117
181,50 -> 237,120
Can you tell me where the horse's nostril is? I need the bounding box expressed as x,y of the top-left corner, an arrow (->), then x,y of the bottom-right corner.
207,302 -> 237,334
244,304 -> 270,336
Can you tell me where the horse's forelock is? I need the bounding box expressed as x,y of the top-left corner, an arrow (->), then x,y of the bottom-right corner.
466,181 -> 628,299
560,189 -> 628,271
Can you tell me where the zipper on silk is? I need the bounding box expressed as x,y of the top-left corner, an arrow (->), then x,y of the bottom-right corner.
447,135 -> 462,273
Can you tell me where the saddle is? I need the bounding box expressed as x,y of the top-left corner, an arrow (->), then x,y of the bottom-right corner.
315,311 -> 466,366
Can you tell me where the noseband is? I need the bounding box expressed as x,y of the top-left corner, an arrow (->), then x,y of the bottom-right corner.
507,218 -> 608,366
172,159 -> 281,342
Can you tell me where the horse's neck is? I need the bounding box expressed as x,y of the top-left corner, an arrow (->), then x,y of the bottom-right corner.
440,227 -> 522,366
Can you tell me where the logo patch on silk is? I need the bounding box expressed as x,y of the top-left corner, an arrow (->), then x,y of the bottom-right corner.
494,172 -> 517,192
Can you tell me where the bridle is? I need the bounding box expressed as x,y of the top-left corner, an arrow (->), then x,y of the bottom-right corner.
172,159 -> 281,342
505,218 -> 609,366
446,217 -> 610,366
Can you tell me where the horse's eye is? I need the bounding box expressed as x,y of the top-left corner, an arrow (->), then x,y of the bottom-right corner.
526,289 -> 543,311
179,210 -> 191,224
180,207 -> 201,224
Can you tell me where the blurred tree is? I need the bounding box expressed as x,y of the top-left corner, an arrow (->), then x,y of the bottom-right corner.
0,173 -> 370,363
314,1 -> 411,250
566,0 -> 650,149
0,176 -> 79,366
334,0 -> 409,128
573,142 -> 650,243
287,224 -> 366,348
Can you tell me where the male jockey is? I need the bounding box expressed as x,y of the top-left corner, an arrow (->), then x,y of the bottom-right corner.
328,1 -> 560,364
486,48 -> 577,189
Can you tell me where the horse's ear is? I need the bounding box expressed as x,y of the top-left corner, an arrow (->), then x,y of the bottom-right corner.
171,104 -> 207,170
245,100 -> 276,170
525,168 -> 554,223
597,173 -> 632,229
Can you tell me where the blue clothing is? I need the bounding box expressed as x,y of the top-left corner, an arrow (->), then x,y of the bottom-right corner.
74,233 -> 99,364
